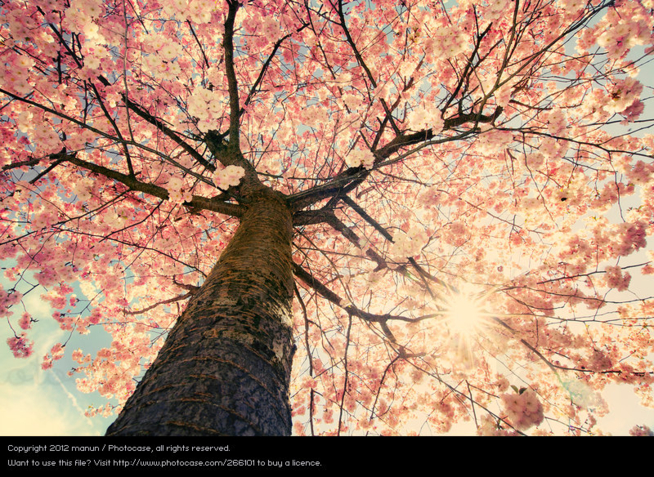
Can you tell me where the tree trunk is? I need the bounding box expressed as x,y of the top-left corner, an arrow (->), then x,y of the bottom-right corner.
105,189 -> 296,436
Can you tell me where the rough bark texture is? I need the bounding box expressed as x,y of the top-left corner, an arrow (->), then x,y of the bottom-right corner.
106,189 -> 296,436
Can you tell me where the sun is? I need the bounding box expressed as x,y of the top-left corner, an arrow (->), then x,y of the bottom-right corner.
440,283 -> 490,337
444,294 -> 484,335
434,283 -> 495,368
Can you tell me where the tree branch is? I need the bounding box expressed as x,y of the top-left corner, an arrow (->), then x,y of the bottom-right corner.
53,150 -> 244,217
223,0 -> 241,149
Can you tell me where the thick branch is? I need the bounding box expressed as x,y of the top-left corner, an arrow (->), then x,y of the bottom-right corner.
288,108 -> 503,212
54,150 -> 244,217
340,195 -> 393,241
0,86 -> 213,177
223,0 -> 241,148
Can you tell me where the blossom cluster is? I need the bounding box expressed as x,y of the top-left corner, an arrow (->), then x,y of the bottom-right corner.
546,109 -> 567,136
605,78 -> 644,122
477,415 -> 519,436
406,103 -> 444,133
500,389 -> 544,431
73,177 -> 95,202
1,50 -> 34,95
588,349 -> 613,372
65,0 -> 105,42
158,0 -> 214,23
18,313 -> 32,330
614,221 -> 647,257
300,105 -> 329,129
42,342 -> 65,370
0,287 -> 22,318
187,86 -> 227,132
629,425 -> 654,436
165,177 -> 193,204
442,221 -> 470,247
422,25 -> 466,60
345,148 -> 375,170
213,165 -> 245,190
389,226 -> 429,260
6,333 -> 33,358
474,129 -> 513,154
595,9 -> 652,59
604,265 -> 631,291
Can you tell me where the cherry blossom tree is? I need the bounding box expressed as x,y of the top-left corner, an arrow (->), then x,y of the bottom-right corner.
1,0 -> 653,436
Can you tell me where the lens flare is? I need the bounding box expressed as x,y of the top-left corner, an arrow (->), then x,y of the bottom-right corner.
437,283 -> 494,369
444,292 -> 485,335
440,283 -> 491,337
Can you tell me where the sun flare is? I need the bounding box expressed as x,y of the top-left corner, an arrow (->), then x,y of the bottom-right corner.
445,295 -> 484,334
441,284 -> 490,337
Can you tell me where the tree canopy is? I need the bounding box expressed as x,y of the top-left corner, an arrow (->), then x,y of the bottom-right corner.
1,0 -> 654,436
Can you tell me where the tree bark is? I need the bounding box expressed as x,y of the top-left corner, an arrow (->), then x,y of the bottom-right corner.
106,189 -> 296,436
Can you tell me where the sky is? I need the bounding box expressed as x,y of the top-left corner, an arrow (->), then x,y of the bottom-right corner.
0,269 -> 114,436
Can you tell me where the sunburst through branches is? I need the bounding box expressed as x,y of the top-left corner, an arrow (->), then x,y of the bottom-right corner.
436,282 -> 498,367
